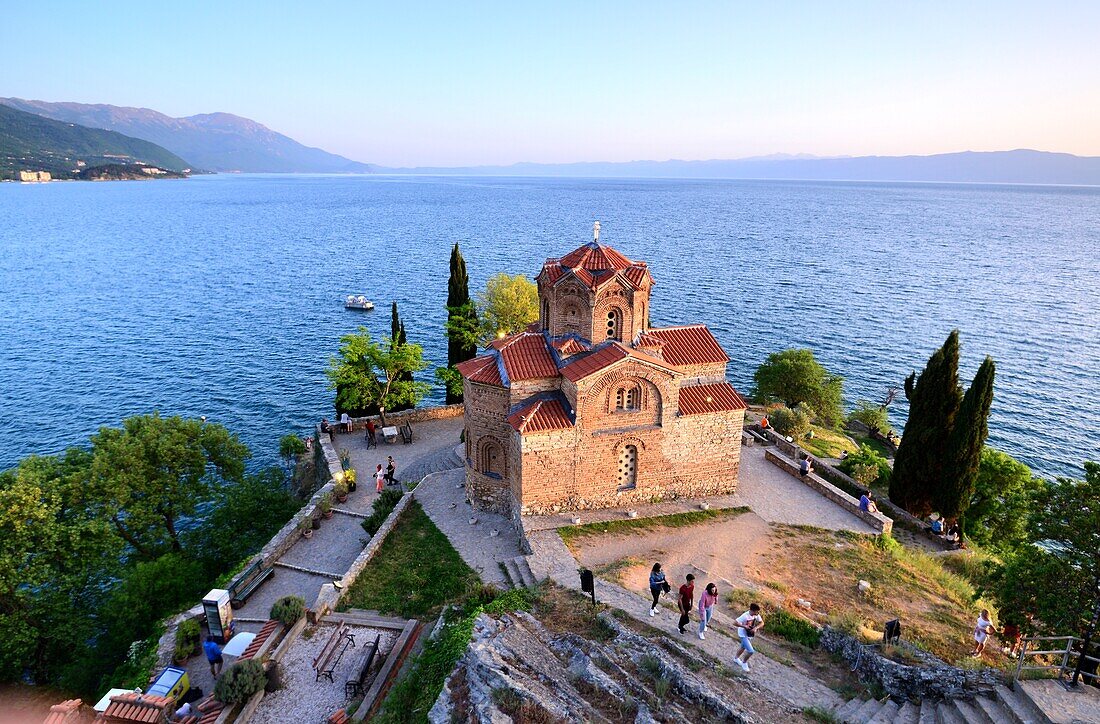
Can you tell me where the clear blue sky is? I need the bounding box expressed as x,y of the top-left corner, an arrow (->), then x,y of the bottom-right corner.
3,2 -> 1098,166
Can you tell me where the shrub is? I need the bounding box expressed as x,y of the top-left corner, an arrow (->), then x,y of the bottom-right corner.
270,596 -> 306,626
850,462 -> 880,487
847,401 -> 890,434
173,618 -> 201,661
214,658 -> 266,704
278,434 -> 306,469
361,488 -> 404,536
333,480 -> 349,498
767,608 -> 821,648
839,445 -> 892,487
769,405 -> 813,439
318,491 -> 333,513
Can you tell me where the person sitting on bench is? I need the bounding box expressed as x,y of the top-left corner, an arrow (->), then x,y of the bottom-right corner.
799,456 -> 813,477
926,517 -> 944,535
859,493 -> 878,514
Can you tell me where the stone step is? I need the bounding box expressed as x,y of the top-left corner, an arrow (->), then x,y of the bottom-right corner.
512,556 -> 539,588
851,698 -> 884,723
895,701 -> 920,724
951,698 -> 994,724
935,700 -> 968,724
502,558 -> 524,589
918,701 -> 937,724
867,699 -> 899,723
973,693 -> 1019,724
836,698 -> 865,723
992,685 -> 1048,724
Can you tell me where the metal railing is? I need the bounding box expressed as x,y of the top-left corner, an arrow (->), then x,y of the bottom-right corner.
1014,635 -> 1100,687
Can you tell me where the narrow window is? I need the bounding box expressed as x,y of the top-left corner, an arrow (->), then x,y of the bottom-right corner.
625,387 -> 639,410
618,445 -> 638,490
480,439 -> 503,477
606,309 -> 621,339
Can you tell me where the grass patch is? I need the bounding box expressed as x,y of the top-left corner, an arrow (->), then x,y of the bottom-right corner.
766,608 -> 822,648
374,587 -> 534,723
361,488 -> 404,536
801,425 -> 859,459
848,432 -> 894,459
558,507 -> 749,548
341,499 -> 480,618
803,705 -> 840,723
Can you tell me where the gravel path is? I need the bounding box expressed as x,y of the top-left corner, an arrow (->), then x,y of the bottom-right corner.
526,527 -> 844,713
250,623 -> 398,724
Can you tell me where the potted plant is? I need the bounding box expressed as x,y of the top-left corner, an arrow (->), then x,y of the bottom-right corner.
334,480 -> 349,503
339,447 -> 351,469
299,516 -> 314,539
319,492 -> 334,519
344,468 -> 357,493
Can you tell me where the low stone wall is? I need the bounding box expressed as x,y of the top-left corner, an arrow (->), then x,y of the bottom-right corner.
820,627 -> 1002,701
338,404 -> 464,433
765,449 -> 892,535
813,463 -> 932,537
311,491 -> 416,618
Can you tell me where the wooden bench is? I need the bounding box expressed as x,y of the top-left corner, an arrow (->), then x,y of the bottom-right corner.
344,633 -> 381,699
228,560 -> 274,608
399,423 -> 413,444
328,711 -> 350,724
313,622 -> 356,683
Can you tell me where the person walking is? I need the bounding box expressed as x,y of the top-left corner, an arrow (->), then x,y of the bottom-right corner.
734,603 -> 764,671
698,583 -> 718,640
385,456 -> 397,486
648,563 -> 667,616
203,636 -> 224,678
366,419 -> 377,448
971,609 -> 997,657
677,574 -> 696,635
375,463 -> 385,493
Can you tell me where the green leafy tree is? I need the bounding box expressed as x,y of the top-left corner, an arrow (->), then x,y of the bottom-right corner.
278,434 -> 306,472
477,273 -> 538,342
768,404 -> 813,439
890,331 -> 963,515
966,448 -> 1043,551
444,244 -> 478,404
328,327 -> 429,426
839,444 -> 892,488
847,400 -> 890,434
86,414 -> 249,559
752,349 -> 843,426
938,357 -> 996,523
991,462 -> 1100,637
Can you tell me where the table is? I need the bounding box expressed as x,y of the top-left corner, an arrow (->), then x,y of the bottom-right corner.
382,426 -> 399,443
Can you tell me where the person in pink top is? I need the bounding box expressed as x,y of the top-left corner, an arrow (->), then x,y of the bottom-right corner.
698,583 -> 718,640
374,464 -> 385,493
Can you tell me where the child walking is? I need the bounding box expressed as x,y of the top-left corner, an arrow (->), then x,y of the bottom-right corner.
734,603 -> 764,672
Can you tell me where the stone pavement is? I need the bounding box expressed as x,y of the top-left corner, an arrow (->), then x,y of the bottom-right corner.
525,526 -> 844,714
525,444 -> 875,534
333,417 -> 464,498
414,467 -> 525,588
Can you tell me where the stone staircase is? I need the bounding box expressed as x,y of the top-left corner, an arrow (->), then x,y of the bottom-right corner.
500,555 -> 539,589
397,444 -> 465,483
834,684 -> 1050,724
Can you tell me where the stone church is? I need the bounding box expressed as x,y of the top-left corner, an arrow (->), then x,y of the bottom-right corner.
456,224 -> 747,516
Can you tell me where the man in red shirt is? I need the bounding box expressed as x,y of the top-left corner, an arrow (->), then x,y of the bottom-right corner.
677,574 -> 695,634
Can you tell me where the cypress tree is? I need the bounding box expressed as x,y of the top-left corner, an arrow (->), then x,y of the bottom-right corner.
938,356 -> 996,525
890,330 -> 962,515
388,301 -> 415,412
445,243 -> 478,404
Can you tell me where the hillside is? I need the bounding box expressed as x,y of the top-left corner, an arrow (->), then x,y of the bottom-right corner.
1,98 -> 371,174
0,103 -> 191,180
381,149 -> 1100,185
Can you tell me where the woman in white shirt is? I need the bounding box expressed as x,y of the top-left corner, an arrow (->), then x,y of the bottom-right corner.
734,603 -> 764,671
970,609 -> 997,657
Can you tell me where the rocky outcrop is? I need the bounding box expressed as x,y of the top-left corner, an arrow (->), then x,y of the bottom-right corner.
430,610 -> 757,723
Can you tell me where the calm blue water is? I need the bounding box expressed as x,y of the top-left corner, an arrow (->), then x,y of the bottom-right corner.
1,175 -> 1097,478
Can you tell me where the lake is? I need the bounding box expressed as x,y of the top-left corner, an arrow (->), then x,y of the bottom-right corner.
1,174 -> 1097,479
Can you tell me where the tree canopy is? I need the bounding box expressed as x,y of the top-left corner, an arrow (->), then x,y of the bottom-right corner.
443,243 -> 479,404
966,448 -> 1043,551
328,326 -> 429,425
847,400 -> 891,434
752,349 -> 843,426
477,273 -> 539,342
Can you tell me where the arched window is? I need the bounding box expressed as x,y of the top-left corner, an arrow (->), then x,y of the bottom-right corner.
618,445 -> 638,490
615,385 -> 640,411
480,438 -> 504,478
606,308 -> 622,340
541,299 -> 550,328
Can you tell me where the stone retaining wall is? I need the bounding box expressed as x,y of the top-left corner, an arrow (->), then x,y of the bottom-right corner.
813,463 -> 932,537
338,404 -> 464,434
765,448 -> 892,535
820,627 -> 1002,701
311,491 -> 416,618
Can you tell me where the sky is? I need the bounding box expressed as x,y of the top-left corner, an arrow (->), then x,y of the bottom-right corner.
3,2 -> 1099,167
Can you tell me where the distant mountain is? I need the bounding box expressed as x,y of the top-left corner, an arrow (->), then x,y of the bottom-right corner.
0,102 -> 191,180
381,150 -> 1100,185
1,98 -> 371,174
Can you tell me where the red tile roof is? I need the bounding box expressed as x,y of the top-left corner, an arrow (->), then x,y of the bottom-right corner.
560,342 -> 676,382
507,396 -> 574,435
456,355 -> 504,387
551,337 -> 591,356
559,241 -> 635,271
495,332 -> 559,381
101,693 -> 172,723
633,331 -> 666,351
240,619 -> 280,660
645,325 -> 729,366
44,699 -> 84,724
678,382 -> 748,416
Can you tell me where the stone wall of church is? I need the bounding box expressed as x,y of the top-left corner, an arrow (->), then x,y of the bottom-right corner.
463,379 -> 514,513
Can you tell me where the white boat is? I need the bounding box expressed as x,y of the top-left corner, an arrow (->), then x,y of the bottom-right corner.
345,295 -> 375,310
